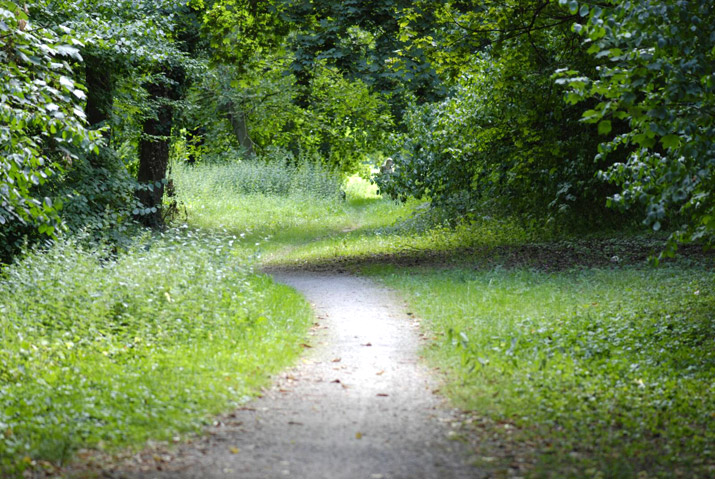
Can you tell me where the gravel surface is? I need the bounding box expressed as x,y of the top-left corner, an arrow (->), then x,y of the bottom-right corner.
94,272 -> 480,479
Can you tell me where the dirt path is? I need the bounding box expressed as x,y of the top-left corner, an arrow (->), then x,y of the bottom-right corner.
102,273 -> 479,479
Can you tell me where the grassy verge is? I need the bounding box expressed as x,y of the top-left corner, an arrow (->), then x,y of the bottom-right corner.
171,162 -> 416,258
0,181 -> 319,476
365,265 -> 714,478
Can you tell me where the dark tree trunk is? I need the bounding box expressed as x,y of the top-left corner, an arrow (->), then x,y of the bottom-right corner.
217,99 -> 255,156
136,67 -> 183,228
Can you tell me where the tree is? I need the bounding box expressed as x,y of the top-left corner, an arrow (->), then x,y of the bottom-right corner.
376,0 -> 615,228
558,0 -> 715,254
281,0 -> 445,116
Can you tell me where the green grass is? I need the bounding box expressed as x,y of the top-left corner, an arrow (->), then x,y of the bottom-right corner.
171,161 -> 418,258
0,226 -> 313,476
365,265 -> 715,478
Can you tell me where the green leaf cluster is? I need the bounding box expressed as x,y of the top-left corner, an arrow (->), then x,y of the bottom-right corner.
0,0 -> 101,248
556,0 -> 715,253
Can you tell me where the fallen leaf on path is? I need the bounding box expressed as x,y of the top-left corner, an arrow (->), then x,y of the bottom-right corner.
288,421 -> 303,426
361,342 -> 372,347
331,358 -> 341,363
300,343 -> 312,348
331,379 -> 341,383
229,447 -> 239,454
376,370 -> 384,376
376,393 -> 389,397
355,432 -> 363,439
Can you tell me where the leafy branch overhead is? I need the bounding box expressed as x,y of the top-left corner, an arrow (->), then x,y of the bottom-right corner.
0,0 -> 101,233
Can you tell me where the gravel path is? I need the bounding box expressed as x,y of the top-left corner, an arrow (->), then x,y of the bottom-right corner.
102,272 -> 479,479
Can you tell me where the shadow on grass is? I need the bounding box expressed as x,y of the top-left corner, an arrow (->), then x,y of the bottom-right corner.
264,233 -> 713,273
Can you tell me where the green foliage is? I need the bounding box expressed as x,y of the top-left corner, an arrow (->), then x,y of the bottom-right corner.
197,0 -> 288,66
281,0 -> 445,114
0,231 -> 313,477
377,46 -> 614,228
184,58 -> 392,175
0,1 -> 101,245
373,265 -> 715,478
556,0 -> 715,254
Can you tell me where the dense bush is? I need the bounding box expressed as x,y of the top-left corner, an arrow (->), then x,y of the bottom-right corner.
0,1 -> 101,254
558,0 -> 715,254
376,49 -> 617,229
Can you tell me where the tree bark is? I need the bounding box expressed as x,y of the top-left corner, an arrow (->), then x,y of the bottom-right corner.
136,68 -> 182,228
227,108 -> 255,156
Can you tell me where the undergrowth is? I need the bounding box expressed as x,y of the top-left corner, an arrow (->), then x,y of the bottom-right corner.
4,160 -> 711,479
0,229 -> 312,477
367,265 -> 715,478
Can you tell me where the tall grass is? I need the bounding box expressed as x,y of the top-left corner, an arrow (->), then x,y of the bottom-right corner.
172,159 -> 343,200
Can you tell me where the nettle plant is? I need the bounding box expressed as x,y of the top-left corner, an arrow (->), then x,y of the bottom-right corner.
556,0 -> 715,255
0,1 -> 101,236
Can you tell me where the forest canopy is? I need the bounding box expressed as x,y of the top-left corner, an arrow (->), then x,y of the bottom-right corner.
1,0 -> 713,260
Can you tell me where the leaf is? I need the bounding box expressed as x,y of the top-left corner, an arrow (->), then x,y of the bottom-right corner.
598,120 -> 612,135
660,134 -> 681,149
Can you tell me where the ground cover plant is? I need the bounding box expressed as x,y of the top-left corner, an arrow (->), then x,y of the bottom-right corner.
366,264 -> 714,478
0,228 -> 313,477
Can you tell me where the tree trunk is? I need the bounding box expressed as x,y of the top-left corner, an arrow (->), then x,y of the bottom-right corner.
84,55 -> 113,135
227,108 -> 255,156
136,69 -> 181,228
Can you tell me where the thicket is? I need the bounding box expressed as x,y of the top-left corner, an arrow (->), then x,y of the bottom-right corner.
371,0 -> 715,252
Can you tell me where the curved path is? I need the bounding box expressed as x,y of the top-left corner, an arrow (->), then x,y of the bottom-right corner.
106,273 -> 479,479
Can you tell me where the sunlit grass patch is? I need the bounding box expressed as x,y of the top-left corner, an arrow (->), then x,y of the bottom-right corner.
171,163 -> 419,262
368,265 -> 715,478
0,231 -> 313,476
